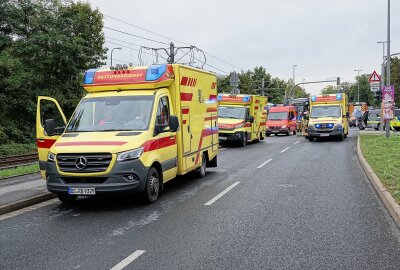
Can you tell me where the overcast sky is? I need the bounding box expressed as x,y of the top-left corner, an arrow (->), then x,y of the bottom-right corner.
86,0 -> 399,95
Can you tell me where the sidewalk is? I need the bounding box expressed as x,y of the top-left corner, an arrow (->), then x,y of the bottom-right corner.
0,173 -> 55,215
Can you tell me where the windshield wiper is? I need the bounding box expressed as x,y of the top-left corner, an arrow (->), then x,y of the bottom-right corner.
101,129 -> 134,132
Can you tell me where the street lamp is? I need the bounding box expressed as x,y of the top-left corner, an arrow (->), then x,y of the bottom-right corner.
110,47 -> 122,67
353,69 -> 362,102
293,65 -> 298,85
385,0 -> 391,138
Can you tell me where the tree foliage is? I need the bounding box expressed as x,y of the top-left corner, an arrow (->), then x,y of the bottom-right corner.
216,66 -> 309,104
0,0 -> 107,143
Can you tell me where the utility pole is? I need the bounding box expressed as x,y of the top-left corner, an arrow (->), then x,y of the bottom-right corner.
385,0 -> 391,138
377,41 -> 386,131
261,78 -> 265,96
353,69 -> 362,102
168,42 -> 175,64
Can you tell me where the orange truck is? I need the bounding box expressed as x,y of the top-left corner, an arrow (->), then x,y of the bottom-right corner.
266,105 -> 297,136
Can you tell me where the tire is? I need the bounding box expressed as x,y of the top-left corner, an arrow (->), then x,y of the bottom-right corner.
260,132 -> 265,141
57,194 -> 77,204
293,129 -> 296,135
286,131 -> 290,136
308,136 -> 314,142
241,133 -> 247,147
197,153 -> 207,178
266,134 -> 271,137
142,167 -> 160,204
339,133 -> 344,141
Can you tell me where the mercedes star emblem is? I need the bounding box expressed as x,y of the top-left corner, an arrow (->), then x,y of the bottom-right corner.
75,156 -> 88,169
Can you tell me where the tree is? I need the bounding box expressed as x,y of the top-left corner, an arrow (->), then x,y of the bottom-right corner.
320,85 -> 338,95
389,57 -> 400,106
0,0 -> 107,144
348,74 -> 374,105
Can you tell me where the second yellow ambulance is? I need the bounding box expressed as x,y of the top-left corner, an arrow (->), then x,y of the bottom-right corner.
217,94 -> 267,146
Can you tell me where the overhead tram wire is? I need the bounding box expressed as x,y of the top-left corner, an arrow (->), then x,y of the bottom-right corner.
103,26 -> 169,45
105,40 -> 169,62
103,14 -> 245,72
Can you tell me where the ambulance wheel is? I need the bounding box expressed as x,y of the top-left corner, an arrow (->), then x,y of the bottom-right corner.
308,136 -> 314,142
286,131 -> 290,136
57,194 -> 77,204
142,167 -> 160,204
293,130 -> 296,135
260,133 -> 265,141
339,133 -> 344,141
197,153 -> 207,178
241,134 -> 247,147
266,134 -> 271,137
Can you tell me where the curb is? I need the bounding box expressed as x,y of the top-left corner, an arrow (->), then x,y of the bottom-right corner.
356,136 -> 400,229
0,192 -> 56,216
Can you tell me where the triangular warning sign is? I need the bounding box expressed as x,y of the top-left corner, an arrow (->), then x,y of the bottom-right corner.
369,70 -> 381,82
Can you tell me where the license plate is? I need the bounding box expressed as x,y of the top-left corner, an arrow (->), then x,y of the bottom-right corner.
219,137 -> 227,140
320,134 -> 329,137
68,187 -> 96,195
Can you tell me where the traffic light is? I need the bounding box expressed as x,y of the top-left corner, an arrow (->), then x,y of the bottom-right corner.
336,77 -> 340,86
374,90 -> 381,106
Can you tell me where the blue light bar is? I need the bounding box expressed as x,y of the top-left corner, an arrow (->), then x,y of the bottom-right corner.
336,93 -> 342,101
243,95 -> 251,102
315,124 -> 321,128
327,123 -> 334,128
146,64 -> 167,81
217,94 -> 223,101
311,95 -> 317,102
83,69 -> 98,84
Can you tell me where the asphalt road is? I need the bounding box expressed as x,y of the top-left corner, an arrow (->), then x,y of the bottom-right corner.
1,129 -> 400,270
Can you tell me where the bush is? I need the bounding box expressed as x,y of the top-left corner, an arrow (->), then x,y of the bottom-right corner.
0,143 -> 37,157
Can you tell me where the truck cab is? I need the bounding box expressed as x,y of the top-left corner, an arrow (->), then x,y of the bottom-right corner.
266,105 -> 297,136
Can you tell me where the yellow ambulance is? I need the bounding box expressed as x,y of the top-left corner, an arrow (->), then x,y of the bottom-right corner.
217,94 -> 267,146
307,93 -> 349,141
36,64 -> 218,203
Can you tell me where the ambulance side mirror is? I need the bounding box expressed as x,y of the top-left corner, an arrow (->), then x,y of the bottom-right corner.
44,119 -> 56,136
246,116 -> 254,123
169,115 -> 179,132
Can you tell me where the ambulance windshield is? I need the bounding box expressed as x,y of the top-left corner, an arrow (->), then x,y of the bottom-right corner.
66,95 -> 154,132
218,106 -> 246,119
311,105 -> 341,118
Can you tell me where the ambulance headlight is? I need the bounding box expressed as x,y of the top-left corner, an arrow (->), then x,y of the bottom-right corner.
48,152 -> 55,162
281,125 -> 287,129
234,123 -> 245,129
117,147 -> 144,162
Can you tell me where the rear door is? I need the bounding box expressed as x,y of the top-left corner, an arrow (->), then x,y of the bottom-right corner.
36,96 -> 67,179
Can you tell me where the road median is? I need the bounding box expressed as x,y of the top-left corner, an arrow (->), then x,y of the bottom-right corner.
356,135 -> 400,228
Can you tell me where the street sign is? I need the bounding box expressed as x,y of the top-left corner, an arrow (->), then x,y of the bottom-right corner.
370,82 -> 379,92
382,86 -> 395,120
369,70 -> 381,82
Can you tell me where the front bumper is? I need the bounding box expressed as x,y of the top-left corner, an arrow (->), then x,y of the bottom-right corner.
266,127 -> 288,134
219,131 -> 245,142
308,128 -> 343,137
46,158 -> 149,195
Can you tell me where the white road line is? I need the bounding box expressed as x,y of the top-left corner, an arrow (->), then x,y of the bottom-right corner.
204,181 -> 240,206
280,147 -> 290,153
257,158 -> 273,169
294,140 -> 300,144
110,250 -> 146,270
219,148 -> 227,151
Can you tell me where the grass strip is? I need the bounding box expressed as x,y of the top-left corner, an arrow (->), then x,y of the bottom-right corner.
0,163 -> 39,179
360,134 -> 400,204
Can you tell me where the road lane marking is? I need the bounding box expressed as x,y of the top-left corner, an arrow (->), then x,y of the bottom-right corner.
110,250 -> 146,270
204,181 -> 240,206
294,140 -> 300,144
281,147 -> 290,153
219,148 -> 227,151
257,159 -> 273,169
